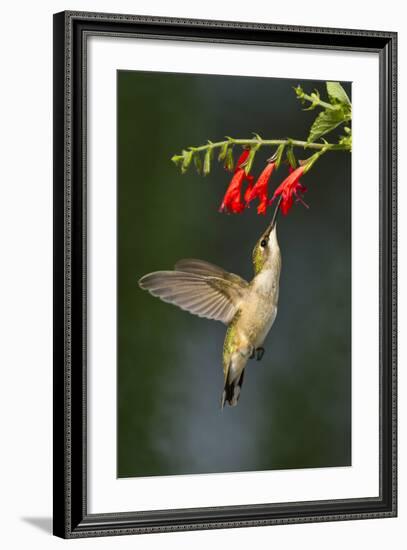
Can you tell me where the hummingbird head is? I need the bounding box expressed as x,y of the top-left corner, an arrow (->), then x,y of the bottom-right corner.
252,220 -> 281,275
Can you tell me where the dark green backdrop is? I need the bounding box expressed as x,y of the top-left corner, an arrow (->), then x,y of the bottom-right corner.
117,71 -> 351,478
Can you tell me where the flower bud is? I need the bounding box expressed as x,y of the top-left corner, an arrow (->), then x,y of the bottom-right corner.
223,147 -> 234,172
181,149 -> 194,174
194,153 -> 202,174
203,147 -> 213,176
218,142 -> 229,162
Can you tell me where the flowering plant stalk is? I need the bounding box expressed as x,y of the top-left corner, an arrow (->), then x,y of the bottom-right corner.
171,81 -> 352,217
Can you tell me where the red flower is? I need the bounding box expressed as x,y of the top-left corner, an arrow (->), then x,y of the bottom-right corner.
219,171 -> 248,213
234,149 -> 250,172
219,150 -> 253,214
245,162 -> 276,215
270,165 -> 308,215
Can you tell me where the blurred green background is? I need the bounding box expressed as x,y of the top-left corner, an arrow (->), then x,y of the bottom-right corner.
117,71 -> 351,478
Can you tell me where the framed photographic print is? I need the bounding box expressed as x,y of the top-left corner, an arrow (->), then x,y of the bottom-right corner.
53,11 -> 397,538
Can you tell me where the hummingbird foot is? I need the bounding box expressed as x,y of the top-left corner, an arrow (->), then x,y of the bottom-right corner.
255,347 -> 265,361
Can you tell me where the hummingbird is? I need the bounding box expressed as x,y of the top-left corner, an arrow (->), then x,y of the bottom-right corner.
138,214 -> 281,408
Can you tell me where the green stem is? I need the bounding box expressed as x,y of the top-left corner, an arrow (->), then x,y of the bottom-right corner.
190,138 -> 348,153
299,93 -> 338,111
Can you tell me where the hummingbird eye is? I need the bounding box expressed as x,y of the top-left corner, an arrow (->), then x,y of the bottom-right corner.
260,239 -> 268,248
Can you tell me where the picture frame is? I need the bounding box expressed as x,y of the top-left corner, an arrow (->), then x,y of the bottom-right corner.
53,10 -> 397,538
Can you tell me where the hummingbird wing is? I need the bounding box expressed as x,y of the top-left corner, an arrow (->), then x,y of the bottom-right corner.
138,269 -> 248,325
174,258 -> 248,289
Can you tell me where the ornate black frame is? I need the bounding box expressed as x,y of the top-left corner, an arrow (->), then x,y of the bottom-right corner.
53,10 -> 397,538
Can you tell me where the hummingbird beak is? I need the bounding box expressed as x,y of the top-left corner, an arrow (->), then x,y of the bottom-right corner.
265,197 -> 282,237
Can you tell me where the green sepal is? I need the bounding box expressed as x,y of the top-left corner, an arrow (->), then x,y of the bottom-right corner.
302,147 -> 328,174
171,154 -> 184,169
218,142 -> 229,162
274,143 -> 285,169
338,132 -> 352,151
203,147 -> 213,176
181,149 -> 194,174
243,144 -> 260,175
293,85 -> 304,99
224,147 -> 234,172
286,145 -> 297,169
194,153 -> 202,174
303,89 -> 321,111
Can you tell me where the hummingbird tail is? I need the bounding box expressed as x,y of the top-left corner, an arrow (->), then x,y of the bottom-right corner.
221,369 -> 245,409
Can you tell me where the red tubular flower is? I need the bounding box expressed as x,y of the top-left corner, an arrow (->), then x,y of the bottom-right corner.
245,162 -> 276,215
270,165 -> 308,215
219,170 -> 248,213
234,149 -> 250,172
219,149 -> 253,214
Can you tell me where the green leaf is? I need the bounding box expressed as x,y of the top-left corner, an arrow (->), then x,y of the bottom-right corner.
326,82 -> 351,107
307,108 -> 349,142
